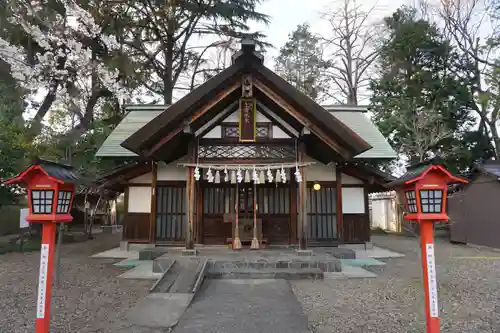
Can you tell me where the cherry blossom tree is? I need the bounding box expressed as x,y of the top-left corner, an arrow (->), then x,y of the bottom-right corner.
0,0 -> 130,142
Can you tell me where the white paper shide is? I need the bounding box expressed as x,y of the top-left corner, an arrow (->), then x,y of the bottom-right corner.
36,244 -> 50,319
425,243 -> 439,318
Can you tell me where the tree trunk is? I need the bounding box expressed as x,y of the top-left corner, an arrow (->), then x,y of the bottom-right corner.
347,90 -> 357,105
163,28 -> 174,104
489,123 -> 500,159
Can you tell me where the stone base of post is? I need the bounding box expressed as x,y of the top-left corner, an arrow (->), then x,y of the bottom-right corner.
181,249 -> 198,256
232,236 -> 242,250
250,237 -> 260,249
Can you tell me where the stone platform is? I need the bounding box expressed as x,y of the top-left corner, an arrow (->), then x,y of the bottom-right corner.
91,244 -> 403,281
152,247 -> 344,280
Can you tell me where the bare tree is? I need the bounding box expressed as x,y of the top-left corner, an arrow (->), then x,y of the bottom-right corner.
320,0 -> 383,104
185,37 -> 240,91
398,105 -> 452,163
438,0 -> 500,158
119,0 -> 269,104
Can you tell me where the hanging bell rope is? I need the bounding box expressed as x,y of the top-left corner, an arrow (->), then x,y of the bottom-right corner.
179,162 -> 315,170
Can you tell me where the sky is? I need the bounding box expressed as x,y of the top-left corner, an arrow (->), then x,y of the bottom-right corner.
248,0 -> 416,68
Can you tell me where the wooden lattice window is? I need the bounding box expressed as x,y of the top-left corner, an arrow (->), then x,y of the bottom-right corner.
198,144 -> 296,159
221,123 -> 272,139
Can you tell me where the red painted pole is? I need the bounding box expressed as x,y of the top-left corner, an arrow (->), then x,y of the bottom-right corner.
36,223 -> 57,333
419,220 -> 440,333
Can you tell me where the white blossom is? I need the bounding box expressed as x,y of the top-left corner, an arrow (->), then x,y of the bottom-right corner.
0,0 -> 129,130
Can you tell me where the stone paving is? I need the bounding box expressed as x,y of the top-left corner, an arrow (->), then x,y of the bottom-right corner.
172,279 -> 311,333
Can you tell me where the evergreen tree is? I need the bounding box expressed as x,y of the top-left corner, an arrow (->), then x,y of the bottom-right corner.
369,7 -> 489,172
0,60 -> 28,205
274,23 -> 327,101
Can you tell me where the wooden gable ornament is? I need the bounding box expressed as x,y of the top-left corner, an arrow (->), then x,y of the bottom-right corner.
239,74 -> 256,142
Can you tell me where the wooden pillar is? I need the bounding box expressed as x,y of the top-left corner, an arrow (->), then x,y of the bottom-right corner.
123,187 -> 129,241
185,167 -> 195,249
196,181 -> 203,244
290,171 -> 298,245
298,142 -> 308,250
149,160 -> 157,244
185,141 -> 196,250
336,167 -> 344,242
363,181 -> 370,243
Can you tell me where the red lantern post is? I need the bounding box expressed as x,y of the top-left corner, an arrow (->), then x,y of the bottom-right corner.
3,159 -> 80,333
386,158 -> 467,333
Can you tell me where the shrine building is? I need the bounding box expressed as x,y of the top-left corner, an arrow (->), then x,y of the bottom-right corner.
96,40 -> 397,249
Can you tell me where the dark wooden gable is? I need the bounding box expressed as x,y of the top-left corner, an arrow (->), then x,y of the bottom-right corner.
121,40 -> 372,163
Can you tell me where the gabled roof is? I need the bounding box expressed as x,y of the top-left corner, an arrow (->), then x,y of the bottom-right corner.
324,107 -> 396,159
96,105 -> 396,159
97,107 -> 164,157
385,157 -> 467,188
3,159 -> 84,185
121,40 -> 372,160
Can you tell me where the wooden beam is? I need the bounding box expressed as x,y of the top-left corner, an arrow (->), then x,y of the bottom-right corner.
149,82 -> 241,155
256,101 -> 299,137
301,127 -> 311,136
336,167 -> 344,243
195,100 -> 239,137
149,160 -> 157,244
254,79 -> 350,159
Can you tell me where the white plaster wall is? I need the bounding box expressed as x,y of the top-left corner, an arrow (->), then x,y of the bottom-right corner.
342,187 -> 365,214
304,157 -> 336,181
370,192 -> 399,232
129,159 -> 188,184
341,173 -> 364,184
300,158 -> 366,185
158,161 -> 187,181
203,126 -> 221,138
128,186 -> 151,213
130,172 -> 151,184
272,126 -> 290,139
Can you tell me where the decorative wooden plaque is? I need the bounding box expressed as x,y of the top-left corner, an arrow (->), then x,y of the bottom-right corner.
239,98 -> 256,142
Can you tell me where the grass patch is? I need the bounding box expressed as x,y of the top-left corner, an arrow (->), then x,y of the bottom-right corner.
0,238 -> 41,255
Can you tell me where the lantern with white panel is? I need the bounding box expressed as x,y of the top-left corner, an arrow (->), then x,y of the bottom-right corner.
3,159 -> 81,333
385,157 -> 467,333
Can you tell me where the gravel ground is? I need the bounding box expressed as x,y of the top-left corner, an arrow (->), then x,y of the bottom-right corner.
0,233 -> 164,333
292,234 -> 500,333
4,232 -> 500,333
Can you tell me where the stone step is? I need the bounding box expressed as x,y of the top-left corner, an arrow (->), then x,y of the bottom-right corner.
328,248 -> 356,259
139,247 -> 168,261
207,259 -> 341,272
206,267 -> 324,280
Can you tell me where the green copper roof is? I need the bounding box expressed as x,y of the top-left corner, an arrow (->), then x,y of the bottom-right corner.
96,108 -> 164,157
327,109 -> 397,159
96,105 -> 397,159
